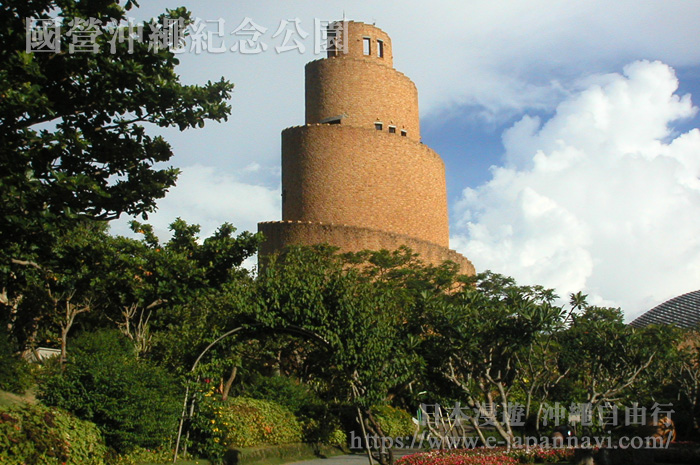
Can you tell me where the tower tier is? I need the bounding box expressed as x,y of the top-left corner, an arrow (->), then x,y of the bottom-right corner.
282,124 -> 449,247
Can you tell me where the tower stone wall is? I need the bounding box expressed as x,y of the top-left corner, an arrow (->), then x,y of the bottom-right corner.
305,59 -> 420,141
258,21 -> 474,274
281,124 -> 448,247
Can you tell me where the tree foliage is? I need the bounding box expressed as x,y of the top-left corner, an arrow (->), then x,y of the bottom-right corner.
560,303 -> 657,409
38,329 -> 181,453
0,0 -> 233,302
421,272 -> 564,443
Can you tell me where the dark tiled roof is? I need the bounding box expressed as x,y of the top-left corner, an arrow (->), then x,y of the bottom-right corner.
630,290 -> 700,329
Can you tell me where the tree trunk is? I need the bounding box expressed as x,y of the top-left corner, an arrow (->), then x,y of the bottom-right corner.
366,408 -> 393,465
221,366 -> 237,401
356,407 -> 375,465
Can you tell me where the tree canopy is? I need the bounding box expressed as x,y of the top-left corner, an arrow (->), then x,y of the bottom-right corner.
0,0 -> 233,300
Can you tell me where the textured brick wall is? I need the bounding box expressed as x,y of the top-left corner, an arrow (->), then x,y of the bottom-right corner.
259,221 -> 476,275
327,21 -> 393,67
281,124 -> 449,247
305,57 -> 420,141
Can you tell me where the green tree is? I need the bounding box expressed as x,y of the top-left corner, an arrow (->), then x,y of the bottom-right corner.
256,246 -> 421,465
560,302 -> 657,412
6,221 -> 110,365
5,217 -> 260,371
0,0 -> 233,307
674,330 -> 700,436
422,272 -> 564,445
514,292 -> 581,432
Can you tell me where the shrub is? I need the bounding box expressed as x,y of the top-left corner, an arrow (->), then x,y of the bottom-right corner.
0,330 -> 33,394
243,375 -> 343,444
244,375 -> 321,416
216,396 -> 303,447
38,330 -> 181,453
300,415 -> 347,446
0,403 -> 107,465
372,405 -> 415,438
105,446 -> 173,465
191,395 -> 303,461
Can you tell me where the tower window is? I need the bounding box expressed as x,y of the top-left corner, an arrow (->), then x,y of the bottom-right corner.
401,130 -> 407,137
375,122 -> 383,130
320,115 -> 343,124
363,37 -> 371,55
388,126 -> 396,134
377,40 -> 384,58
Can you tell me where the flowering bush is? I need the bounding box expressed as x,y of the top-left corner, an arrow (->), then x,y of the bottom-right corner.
215,396 -> 302,447
190,394 -> 303,462
508,447 -> 574,463
0,403 -> 107,465
241,375 -> 345,444
396,447 -> 574,465
397,448 -> 519,465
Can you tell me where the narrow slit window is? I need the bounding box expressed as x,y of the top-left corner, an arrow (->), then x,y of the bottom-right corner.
388,126 -> 396,134
320,115 -> 343,124
377,40 -> 384,58
375,122 -> 383,130
401,130 -> 407,137
363,37 -> 371,55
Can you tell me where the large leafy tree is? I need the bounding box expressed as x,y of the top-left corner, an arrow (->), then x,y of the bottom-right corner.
559,303 -> 657,412
421,272 -> 564,445
256,246 -> 422,465
0,0 -> 233,303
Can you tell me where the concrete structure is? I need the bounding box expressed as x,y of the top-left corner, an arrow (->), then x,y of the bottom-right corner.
258,21 -> 474,275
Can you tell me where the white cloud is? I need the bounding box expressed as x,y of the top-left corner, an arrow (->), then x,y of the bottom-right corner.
451,60 -> 700,319
110,164 -> 280,241
131,0 -> 700,174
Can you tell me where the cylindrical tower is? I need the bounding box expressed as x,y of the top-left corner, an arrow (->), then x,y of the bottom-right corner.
258,21 -> 474,275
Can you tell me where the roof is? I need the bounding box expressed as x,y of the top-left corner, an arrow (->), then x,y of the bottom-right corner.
630,290 -> 700,328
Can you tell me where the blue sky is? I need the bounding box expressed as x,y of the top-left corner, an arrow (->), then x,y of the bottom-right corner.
110,0 -> 700,320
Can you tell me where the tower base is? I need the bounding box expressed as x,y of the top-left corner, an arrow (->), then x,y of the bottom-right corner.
258,220 -> 475,275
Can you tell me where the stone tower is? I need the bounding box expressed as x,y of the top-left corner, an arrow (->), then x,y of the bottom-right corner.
258,21 -> 474,274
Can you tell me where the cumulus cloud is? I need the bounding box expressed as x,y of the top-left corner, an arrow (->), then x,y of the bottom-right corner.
130,0 -> 700,176
110,164 -> 280,241
451,61 -> 700,319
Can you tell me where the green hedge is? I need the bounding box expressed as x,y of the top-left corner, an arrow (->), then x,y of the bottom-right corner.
242,376 -> 345,445
371,405 -> 415,438
192,395 -> 303,461
216,397 -> 303,448
243,376 -> 319,417
0,403 -> 107,465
